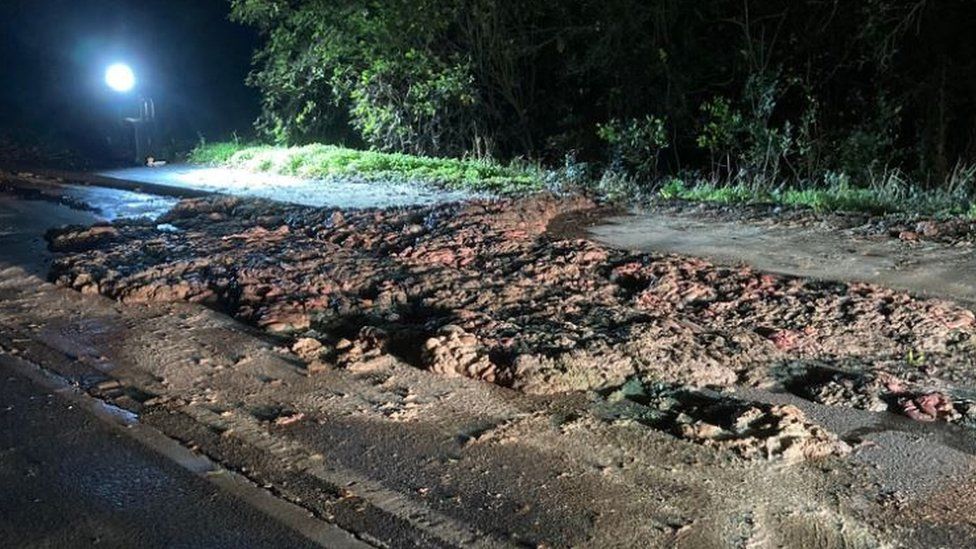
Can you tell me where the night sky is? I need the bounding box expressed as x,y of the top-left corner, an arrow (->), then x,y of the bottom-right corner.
0,0 -> 259,158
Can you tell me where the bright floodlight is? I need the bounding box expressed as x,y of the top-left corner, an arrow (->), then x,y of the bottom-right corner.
105,63 -> 136,92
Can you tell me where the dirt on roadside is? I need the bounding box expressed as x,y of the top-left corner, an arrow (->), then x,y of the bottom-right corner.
11,169 -> 976,546
587,200 -> 976,309
45,194 -> 976,437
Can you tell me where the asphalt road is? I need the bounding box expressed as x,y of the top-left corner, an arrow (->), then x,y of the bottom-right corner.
0,355 -> 319,549
0,193 -> 100,276
97,165 -> 481,208
0,182 -> 366,549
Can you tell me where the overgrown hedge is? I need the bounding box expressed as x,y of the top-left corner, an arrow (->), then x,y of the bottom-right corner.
230,0 -> 976,189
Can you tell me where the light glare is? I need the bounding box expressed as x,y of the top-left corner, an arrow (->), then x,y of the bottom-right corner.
105,63 -> 136,92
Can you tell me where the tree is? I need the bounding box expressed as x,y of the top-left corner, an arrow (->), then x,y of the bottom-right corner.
231,0 -> 976,188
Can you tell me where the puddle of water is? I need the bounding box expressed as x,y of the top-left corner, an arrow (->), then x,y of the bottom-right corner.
89,397 -> 139,426
60,185 -> 178,221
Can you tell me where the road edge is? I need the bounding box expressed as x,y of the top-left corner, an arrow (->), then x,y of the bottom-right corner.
0,350 -> 373,549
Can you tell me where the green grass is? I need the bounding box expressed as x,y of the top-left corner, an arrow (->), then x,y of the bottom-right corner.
192,142 -> 976,215
186,141 -> 250,165
189,142 -> 543,193
660,179 -> 766,205
659,177 -> 976,217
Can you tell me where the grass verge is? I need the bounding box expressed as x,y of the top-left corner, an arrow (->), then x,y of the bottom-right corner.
189,142 -> 543,193
658,176 -> 976,218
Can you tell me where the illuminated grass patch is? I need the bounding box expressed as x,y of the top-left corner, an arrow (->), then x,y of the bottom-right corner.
190,142 -> 542,193
659,177 -> 976,217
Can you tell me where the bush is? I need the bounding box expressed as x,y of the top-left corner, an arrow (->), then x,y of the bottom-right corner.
349,54 -> 478,156
597,115 -> 669,178
229,0 -> 976,202
187,140 -> 251,164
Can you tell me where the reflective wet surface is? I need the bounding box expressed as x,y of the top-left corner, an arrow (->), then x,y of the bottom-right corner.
59,184 -> 178,221
99,165 -> 483,209
0,355 -> 316,548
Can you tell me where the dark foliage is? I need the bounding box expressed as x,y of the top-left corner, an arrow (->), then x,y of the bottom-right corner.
231,0 -> 976,186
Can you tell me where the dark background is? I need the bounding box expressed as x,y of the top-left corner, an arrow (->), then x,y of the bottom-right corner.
0,0 -> 259,162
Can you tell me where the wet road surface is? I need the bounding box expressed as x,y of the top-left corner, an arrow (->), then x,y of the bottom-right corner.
0,193 -> 100,276
0,354 -> 318,549
0,183 -> 367,548
589,209 -> 976,306
98,165 -> 481,209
